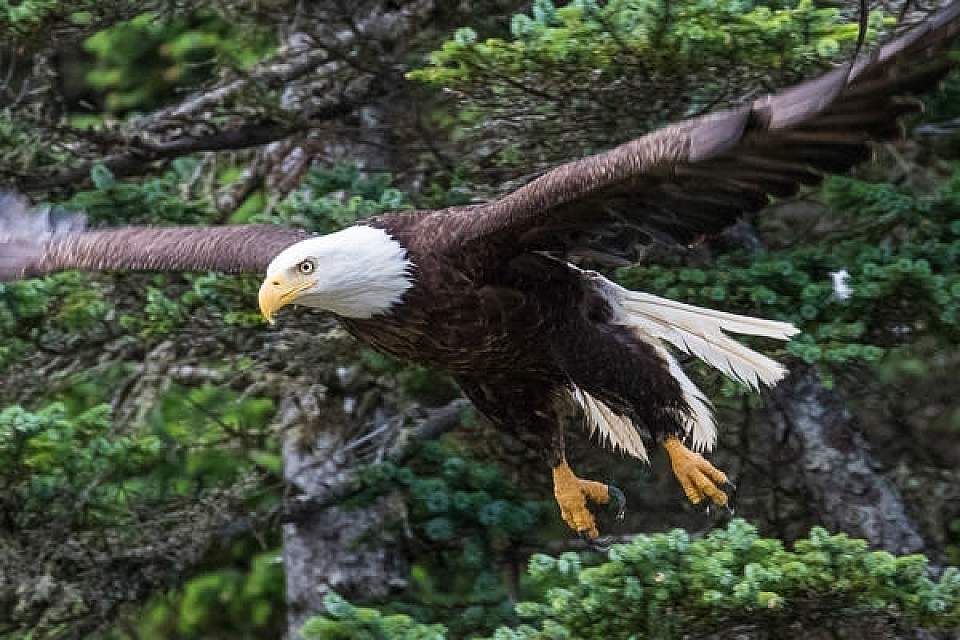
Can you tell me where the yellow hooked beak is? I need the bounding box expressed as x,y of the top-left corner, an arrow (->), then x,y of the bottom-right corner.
259,276 -> 315,325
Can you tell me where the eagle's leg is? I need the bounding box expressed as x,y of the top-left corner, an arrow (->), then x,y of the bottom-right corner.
551,458 -> 626,541
544,416 -> 624,542
454,378 -> 625,542
663,437 -> 734,511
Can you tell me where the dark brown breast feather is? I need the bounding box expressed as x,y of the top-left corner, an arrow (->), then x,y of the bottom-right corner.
0,193 -> 311,280
433,0 -> 960,253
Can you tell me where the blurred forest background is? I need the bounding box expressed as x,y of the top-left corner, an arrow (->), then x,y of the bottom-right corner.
1,0 -> 960,638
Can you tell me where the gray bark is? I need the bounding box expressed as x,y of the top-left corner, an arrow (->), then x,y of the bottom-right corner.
279,391 -> 410,636
280,395 -> 468,635
761,366 -> 925,555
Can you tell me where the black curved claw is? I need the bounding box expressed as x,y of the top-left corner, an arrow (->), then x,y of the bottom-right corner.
686,499 -> 710,516
606,484 -> 626,520
699,481 -> 737,522
710,502 -> 735,522
579,530 -> 613,552
720,480 -> 738,517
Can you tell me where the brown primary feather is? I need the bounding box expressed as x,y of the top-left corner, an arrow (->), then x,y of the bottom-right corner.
0,193 -> 311,280
42,225 -> 312,276
0,193 -> 86,280
431,0 -> 960,255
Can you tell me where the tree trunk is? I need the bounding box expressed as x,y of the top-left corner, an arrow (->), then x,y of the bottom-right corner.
274,5 -> 432,629
760,366 -> 925,555
279,391 -> 410,636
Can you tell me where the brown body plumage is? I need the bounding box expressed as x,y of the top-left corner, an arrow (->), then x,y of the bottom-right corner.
4,2 -> 960,540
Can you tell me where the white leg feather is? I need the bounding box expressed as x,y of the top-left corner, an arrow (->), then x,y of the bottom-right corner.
645,339 -> 717,452
570,386 -> 649,462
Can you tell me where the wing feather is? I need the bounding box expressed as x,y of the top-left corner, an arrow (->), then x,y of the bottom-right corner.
0,193 -> 311,280
440,1 -> 960,252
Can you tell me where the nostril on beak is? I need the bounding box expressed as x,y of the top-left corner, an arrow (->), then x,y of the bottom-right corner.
271,280 -> 281,287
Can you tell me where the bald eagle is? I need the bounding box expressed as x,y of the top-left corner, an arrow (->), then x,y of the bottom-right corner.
3,2 -> 959,542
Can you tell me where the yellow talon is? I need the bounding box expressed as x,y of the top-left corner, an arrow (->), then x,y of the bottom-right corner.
663,437 -> 731,508
552,460 -> 618,540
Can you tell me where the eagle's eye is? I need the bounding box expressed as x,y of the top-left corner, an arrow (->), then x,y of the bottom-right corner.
298,259 -> 316,275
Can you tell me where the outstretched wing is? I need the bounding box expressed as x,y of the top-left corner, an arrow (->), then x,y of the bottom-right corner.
0,193 -> 312,281
439,1 -> 960,255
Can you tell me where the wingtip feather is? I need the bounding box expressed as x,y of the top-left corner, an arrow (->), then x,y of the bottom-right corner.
0,192 -> 86,281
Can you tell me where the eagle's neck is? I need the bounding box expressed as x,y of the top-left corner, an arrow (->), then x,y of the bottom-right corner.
277,225 -> 414,319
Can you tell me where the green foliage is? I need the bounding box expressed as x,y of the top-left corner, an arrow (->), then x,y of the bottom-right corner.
354,441 -> 548,544
62,158 -> 407,232
303,593 -> 445,640
413,0 -> 876,87
127,548 -> 286,640
304,521 -> 960,639
499,521 -> 960,638
410,0 -> 886,172
0,1 -> 132,38
83,11 -> 274,113
0,401 -> 148,526
67,160 -> 217,225
0,382 -> 275,530
267,164 -> 413,234
0,111 -> 70,174
0,270 -> 113,368
350,441 -> 553,637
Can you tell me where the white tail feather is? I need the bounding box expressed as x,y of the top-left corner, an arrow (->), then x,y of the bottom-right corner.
619,290 -> 799,389
570,386 -> 649,461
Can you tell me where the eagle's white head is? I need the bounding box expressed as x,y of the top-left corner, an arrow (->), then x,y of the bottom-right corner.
259,225 -> 413,321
